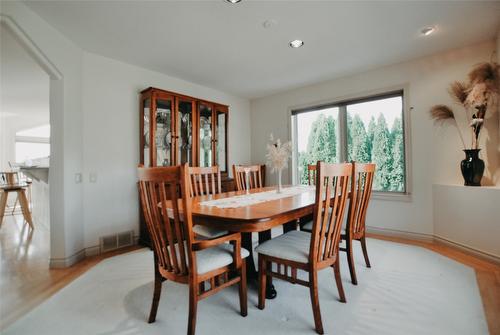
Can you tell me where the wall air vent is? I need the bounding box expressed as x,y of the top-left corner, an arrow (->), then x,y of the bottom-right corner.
100,230 -> 134,253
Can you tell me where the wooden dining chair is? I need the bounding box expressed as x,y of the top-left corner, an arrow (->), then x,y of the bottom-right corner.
233,164 -> 263,191
340,162 -> 375,285
187,166 -> 228,239
256,162 -> 352,334
307,164 -> 317,186
138,164 -> 248,335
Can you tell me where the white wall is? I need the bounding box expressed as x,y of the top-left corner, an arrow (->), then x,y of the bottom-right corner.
1,2 -> 84,266
250,40 -> 498,237
81,52 -> 251,250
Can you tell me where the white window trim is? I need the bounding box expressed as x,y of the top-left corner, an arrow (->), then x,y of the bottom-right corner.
288,84 -> 412,201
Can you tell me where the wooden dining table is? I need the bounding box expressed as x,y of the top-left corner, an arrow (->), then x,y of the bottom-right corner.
191,186 -> 317,298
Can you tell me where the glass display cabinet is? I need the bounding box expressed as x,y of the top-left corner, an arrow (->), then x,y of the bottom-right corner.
139,87 -> 233,246
141,87 -> 229,173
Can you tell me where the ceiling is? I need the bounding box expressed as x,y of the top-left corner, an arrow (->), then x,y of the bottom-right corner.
0,25 -> 49,131
24,1 -> 500,99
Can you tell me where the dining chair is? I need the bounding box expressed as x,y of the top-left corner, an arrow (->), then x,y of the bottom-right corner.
138,164 -> 248,335
187,166 -> 228,239
307,164 -> 317,186
340,162 -> 375,285
256,162 -> 352,334
233,164 -> 264,191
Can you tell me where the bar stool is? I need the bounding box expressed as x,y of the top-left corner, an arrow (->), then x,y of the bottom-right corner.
0,172 -> 33,229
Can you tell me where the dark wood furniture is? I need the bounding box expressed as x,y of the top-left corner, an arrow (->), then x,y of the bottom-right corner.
341,162 -> 375,285
187,166 -> 228,239
233,164 -> 266,191
187,166 -> 222,197
307,164 -> 317,186
138,165 -> 247,335
139,87 -> 233,245
255,162 -> 352,335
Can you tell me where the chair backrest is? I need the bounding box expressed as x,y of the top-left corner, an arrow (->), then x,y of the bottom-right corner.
233,165 -> 263,191
187,166 -> 222,197
347,162 -> 375,237
0,172 -> 19,186
307,164 -> 317,186
309,162 -> 352,266
138,164 -> 195,281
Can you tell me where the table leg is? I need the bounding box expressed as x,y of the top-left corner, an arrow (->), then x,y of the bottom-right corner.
241,231 -> 277,299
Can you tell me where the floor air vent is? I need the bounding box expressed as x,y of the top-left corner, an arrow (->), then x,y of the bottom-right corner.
100,230 -> 134,253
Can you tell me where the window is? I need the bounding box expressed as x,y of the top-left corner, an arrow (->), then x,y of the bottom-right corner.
292,91 -> 407,193
15,125 -> 51,164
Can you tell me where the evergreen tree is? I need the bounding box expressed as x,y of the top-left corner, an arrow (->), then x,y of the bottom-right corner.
390,117 -> 405,191
348,114 -> 370,163
298,114 -> 337,184
366,116 -> 376,162
371,114 -> 392,191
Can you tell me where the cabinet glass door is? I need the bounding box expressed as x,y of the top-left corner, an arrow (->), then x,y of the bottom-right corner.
154,98 -> 173,166
198,103 -> 213,167
176,99 -> 194,165
215,106 -> 227,172
142,98 -> 151,167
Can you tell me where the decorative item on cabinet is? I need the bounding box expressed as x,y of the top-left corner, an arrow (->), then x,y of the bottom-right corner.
138,87 -> 233,246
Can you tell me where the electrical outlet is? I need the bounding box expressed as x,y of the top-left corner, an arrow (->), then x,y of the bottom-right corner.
75,173 -> 82,184
89,172 -> 97,183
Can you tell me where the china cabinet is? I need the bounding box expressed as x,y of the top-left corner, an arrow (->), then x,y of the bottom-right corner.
139,87 -> 233,245
140,87 -> 229,172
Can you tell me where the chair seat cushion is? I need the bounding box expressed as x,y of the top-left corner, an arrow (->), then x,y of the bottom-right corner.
255,231 -> 311,264
197,243 -> 249,275
302,220 -> 313,231
193,225 -> 229,239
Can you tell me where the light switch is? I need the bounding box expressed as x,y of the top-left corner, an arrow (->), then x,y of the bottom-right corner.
75,173 -> 82,184
89,172 -> 97,183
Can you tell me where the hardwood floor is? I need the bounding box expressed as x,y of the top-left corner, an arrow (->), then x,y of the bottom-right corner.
367,233 -> 500,335
1,217 -> 498,334
0,214 -> 141,330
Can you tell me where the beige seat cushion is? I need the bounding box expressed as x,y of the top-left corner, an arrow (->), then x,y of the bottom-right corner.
196,243 -> 249,274
255,231 -> 311,264
193,225 -> 229,239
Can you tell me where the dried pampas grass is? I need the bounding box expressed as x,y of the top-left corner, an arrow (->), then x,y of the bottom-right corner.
430,105 -> 454,122
429,105 -> 466,148
448,81 -> 470,105
468,62 -> 500,91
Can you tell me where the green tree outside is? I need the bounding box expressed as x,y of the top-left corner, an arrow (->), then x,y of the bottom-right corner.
297,112 -> 405,192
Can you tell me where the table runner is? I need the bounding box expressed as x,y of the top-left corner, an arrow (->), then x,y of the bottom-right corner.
199,185 -> 314,209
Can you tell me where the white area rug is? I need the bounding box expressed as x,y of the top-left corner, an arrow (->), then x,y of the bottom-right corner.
4,238 -> 488,335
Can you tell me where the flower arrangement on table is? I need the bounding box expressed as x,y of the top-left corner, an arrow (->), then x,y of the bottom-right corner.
265,134 -> 292,193
429,61 -> 499,186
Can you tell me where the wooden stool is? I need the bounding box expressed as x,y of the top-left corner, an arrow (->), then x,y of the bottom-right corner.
0,172 -> 33,229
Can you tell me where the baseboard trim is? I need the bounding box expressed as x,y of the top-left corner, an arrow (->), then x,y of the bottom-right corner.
366,226 -> 434,242
49,249 -> 86,268
367,226 -> 500,265
49,235 -> 140,268
433,234 -> 500,265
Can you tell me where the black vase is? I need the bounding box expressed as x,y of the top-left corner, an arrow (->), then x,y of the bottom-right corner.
460,149 -> 485,186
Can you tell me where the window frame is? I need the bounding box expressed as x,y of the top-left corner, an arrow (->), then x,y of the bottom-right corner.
290,87 -> 412,201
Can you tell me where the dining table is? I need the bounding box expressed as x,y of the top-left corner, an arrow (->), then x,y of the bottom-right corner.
191,185 -> 318,299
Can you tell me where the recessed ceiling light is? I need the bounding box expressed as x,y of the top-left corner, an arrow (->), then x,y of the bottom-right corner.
289,39 -> 304,48
225,0 -> 242,3
421,26 -> 436,36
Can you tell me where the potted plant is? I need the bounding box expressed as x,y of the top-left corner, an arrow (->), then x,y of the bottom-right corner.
430,61 -> 499,186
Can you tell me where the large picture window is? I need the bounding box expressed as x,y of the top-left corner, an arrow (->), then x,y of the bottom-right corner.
292,91 -> 407,193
